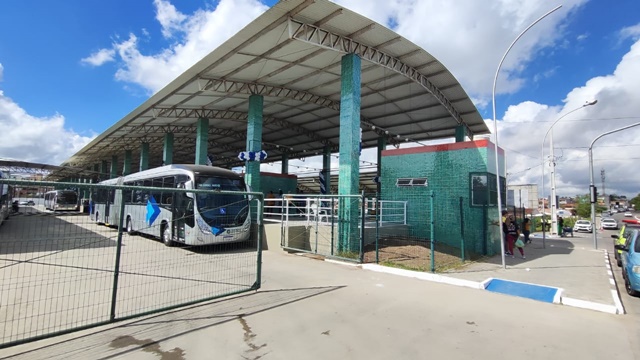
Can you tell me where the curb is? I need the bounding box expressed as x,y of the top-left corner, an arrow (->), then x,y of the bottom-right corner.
603,249 -> 625,314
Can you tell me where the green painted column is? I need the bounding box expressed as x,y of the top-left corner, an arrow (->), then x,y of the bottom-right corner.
100,160 -> 108,179
337,53 -> 361,253
377,136 -> 386,196
163,133 -> 174,165
123,150 -> 132,175
281,152 -> 289,174
455,125 -> 467,142
110,155 -> 118,179
139,142 -> 149,171
195,118 -> 209,165
321,146 -> 331,194
245,95 -> 263,192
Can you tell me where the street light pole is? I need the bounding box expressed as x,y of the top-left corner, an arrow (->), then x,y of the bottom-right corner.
492,5 -> 561,269
589,121 -> 640,249
540,100 -> 597,248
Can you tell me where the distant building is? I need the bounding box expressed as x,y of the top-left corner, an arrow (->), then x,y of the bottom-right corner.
507,184 -> 538,211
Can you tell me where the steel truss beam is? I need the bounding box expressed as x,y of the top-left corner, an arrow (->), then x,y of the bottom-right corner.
197,78 -> 340,111
287,17 -> 473,136
149,108 -> 337,148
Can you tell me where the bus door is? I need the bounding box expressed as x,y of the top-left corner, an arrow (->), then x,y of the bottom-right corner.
105,189 -> 114,224
173,182 -> 188,241
110,178 -> 124,226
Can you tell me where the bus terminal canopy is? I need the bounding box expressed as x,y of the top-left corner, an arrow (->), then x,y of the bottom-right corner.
56,0 -> 489,180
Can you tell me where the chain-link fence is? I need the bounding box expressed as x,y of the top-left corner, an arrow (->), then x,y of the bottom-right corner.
0,179 -> 262,348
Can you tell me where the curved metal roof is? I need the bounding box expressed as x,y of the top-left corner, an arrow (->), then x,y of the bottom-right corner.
60,0 -> 488,175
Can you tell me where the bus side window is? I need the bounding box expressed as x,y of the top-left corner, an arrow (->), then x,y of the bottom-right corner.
162,176 -> 175,205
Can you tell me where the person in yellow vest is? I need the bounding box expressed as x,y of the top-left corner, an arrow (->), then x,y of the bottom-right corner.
522,218 -> 531,244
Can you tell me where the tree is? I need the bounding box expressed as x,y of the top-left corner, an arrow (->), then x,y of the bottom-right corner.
630,193 -> 640,210
575,194 -> 591,218
575,193 -> 607,218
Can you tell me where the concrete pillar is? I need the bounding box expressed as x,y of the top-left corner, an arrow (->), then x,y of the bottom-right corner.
281,152 -> 289,174
163,133 -> 174,165
139,143 -> 149,172
377,136 -> 386,196
337,53 -> 361,253
123,150 -> 132,176
321,146 -> 331,194
195,118 -> 209,165
245,95 -> 263,192
455,125 -> 468,142
100,160 -> 108,179
110,155 -> 118,179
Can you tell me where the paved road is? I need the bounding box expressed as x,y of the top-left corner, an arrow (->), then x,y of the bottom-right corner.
1,249 -> 638,359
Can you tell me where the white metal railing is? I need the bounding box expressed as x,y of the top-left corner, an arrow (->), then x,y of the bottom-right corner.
263,195 -> 407,226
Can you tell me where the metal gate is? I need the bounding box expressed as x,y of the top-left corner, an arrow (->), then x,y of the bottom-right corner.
279,194 -> 366,262
0,179 -> 263,348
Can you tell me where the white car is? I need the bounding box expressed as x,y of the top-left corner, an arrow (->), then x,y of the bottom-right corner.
601,218 -> 618,230
625,212 -> 633,217
573,220 -> 593,233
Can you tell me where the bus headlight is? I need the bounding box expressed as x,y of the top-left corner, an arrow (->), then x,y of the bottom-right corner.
633,266 -> 640,274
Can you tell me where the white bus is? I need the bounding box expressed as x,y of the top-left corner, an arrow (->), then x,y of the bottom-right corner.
44,190 -> 79,211
92,164 -> 251,247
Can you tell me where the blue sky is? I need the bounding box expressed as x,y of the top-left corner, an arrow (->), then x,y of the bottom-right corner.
1,0 -> 640,197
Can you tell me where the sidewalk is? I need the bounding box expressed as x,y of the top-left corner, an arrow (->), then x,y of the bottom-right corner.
368,231 -> 623,314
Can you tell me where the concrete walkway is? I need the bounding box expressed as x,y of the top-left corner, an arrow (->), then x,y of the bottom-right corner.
0,238 -> 635,360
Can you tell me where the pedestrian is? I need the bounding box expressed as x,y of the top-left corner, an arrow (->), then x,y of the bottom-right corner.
501,210 -> 510,255
522,218 -> 531,244
506,215 -> 525,259
558,216 -> 564,237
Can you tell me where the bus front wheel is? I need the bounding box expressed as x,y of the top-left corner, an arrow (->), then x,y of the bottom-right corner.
161,222 -> 173,247
126,217 -> 136,235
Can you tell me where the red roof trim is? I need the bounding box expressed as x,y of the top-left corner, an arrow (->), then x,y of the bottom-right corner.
382,139 -> 504,156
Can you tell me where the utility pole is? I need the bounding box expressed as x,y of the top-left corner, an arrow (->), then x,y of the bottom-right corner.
601,169 -> 606,209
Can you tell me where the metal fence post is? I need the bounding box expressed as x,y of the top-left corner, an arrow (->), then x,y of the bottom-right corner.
459,197 -> 465,262
375,195 -> 380,264
109,187 -> 126,321
255,196 -> 263,290
430,190 -> 435,273
360,193 -> 365,263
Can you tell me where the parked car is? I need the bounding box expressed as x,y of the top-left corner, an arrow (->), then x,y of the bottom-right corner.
613,220 -> 640,267
573,219 -> 593,233
601,218 -> 618,230
615,228 -> 640,296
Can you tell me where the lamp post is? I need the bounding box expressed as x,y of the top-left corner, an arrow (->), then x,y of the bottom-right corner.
492,5 -> 561,269
589,122 -> 640,249
540,100 -> 597,247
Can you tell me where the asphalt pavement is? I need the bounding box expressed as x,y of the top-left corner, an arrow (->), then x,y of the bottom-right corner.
1,218 -> 639,359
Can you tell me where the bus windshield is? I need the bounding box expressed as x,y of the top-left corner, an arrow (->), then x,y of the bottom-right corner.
194,176 -> 248,227
58,191 -> 78,205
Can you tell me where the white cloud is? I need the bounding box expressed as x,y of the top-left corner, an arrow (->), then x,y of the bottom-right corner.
620,23 -> 640,41
85,0 -> 269,94
154,0 -> 187,38
80,48 -> 116,66
335,0 -> 587,103
494,37 -> 640,197
0,90 -> 95,165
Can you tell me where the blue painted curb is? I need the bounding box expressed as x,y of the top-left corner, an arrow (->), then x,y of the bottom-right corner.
485,278 -> 560,303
